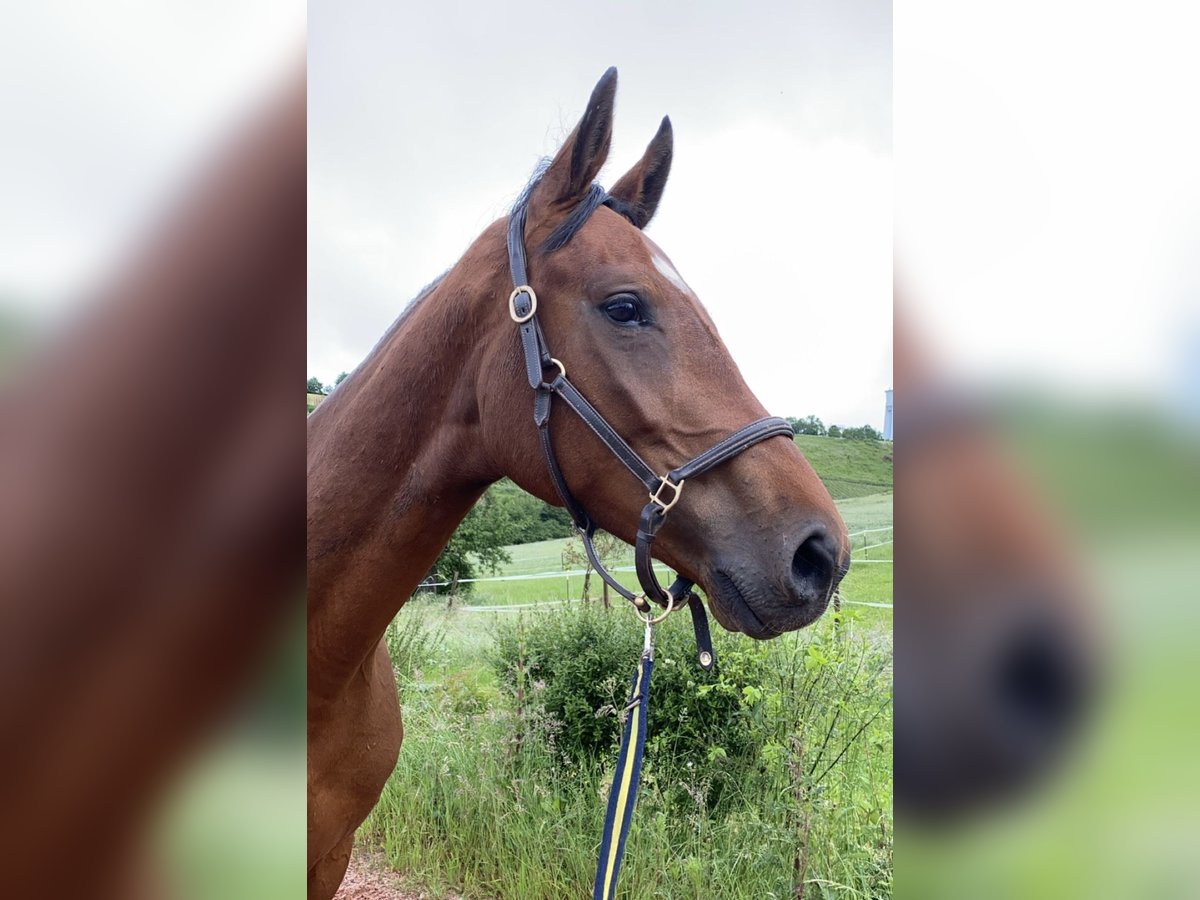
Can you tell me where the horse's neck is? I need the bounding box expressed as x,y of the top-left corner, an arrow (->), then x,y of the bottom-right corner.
307,265 -> 499,693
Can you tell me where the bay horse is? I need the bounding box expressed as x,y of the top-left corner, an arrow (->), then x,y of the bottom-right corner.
307,69 -> 849,898
0,77 -> 304,899
893,313 -> 1097,817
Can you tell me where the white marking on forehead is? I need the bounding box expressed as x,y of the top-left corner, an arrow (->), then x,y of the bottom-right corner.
651,251 -> 694,297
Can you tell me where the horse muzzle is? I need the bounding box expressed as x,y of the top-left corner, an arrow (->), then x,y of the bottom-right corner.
703,521 -> 849,638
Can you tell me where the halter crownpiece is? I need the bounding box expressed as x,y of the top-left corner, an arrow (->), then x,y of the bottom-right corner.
505,177 -> 795,666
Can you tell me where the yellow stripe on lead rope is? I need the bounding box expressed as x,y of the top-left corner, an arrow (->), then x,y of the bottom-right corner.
601,659 -> 646,899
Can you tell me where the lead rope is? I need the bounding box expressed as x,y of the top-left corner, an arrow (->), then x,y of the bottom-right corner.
593,613 -> 656,900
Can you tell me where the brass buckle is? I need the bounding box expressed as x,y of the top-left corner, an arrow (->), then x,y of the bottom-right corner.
508,285 -> 537,323
649,476 -> 684,514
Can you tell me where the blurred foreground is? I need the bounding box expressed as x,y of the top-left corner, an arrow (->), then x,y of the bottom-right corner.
895,2 -> 1200,895
0,33 -> 306,900
897,383 -> 1199,898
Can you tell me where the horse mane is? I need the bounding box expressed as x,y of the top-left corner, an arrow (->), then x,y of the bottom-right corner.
542,184 -> 609,252
509,158 -> 634,255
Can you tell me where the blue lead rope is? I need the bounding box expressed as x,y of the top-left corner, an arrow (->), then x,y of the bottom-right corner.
592,647 -> 654,900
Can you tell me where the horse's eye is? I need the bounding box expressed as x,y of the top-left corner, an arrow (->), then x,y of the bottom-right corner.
604,295 -> 642,324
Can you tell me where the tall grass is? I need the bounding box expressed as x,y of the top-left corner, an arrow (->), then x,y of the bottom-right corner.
363,606 -> 891,899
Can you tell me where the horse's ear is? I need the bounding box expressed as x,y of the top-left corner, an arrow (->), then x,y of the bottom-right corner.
607,116 -> 673,229
533,67 -> 617,208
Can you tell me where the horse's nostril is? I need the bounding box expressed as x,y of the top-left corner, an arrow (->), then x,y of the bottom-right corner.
790,526 -> 840,601
993,624 -> 1085,737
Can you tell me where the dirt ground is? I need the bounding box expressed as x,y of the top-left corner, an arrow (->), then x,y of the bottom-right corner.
333,848 -> 465,900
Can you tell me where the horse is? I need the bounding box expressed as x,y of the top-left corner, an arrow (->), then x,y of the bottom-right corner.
892,313 -> 1097,817
0,77 -> 305,899
307,68 -> 850,898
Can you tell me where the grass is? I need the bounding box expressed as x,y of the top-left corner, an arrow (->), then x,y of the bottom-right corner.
160,738 -> 306,900
793,435 -> 893,500
365,485 -> 891,898
366,605 -> 891,899
837,494 -> 893,610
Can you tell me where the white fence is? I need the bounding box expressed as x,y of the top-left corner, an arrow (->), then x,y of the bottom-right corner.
419,525 -> 893,611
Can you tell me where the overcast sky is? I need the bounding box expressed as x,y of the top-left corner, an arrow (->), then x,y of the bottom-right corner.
0,1 -> 302,315
896,1 -> 1200,418
309,0 -> 892,429
6,3 -> 1194,428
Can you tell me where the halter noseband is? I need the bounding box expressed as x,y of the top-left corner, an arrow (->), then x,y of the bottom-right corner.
506,181 -> 794,668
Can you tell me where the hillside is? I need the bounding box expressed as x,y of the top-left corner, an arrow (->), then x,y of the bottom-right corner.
792,434 -> 893,499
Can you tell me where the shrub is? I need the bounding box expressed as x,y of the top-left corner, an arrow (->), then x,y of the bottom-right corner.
373,603 -> 892,897
493,605 -> 640,759
489,478 -> 575,543
383,608 -> 445,689
493,603 -> 892,815
492,606 -> 778,803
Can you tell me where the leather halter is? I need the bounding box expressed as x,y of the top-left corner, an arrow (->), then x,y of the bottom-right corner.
506,182 -> 794,667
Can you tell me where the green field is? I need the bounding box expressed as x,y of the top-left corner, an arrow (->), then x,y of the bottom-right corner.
794,435 -> 893,500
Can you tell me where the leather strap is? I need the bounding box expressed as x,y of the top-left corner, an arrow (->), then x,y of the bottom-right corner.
536,383 -> 642,605
630,416 -> 793,606
551,376 -> 659,490
688,592 -> 715,671
669,416 -> 795,482
507,198 -> 531,289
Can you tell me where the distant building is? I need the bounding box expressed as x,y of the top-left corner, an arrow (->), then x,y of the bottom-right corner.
883,388 -> 893,440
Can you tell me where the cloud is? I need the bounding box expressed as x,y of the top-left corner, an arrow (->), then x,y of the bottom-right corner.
309,0 -> 892,428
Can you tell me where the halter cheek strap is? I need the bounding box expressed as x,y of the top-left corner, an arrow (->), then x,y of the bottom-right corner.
506,188 -> 794,669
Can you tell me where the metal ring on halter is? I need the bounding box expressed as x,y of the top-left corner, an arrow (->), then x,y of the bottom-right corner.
635,587 -> 681,626
649,476 -> 685,514
508,285 -> 537,323
545,357 -> 566,380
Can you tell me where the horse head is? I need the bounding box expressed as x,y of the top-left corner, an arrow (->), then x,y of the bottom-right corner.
894,315 -> 1098,815
467,69 -> 850,637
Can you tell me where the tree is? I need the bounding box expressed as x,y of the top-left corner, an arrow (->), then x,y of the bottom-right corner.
428,492 -> 514,601
334,371 -> 350,387
793,415 -> 826,436
562,530 -> 626,607
488,478 -> 574,543
307,376 -> 324,394
827,424 -> 842,438
841,424 -> 884,442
